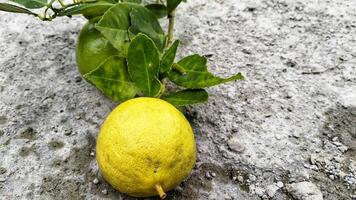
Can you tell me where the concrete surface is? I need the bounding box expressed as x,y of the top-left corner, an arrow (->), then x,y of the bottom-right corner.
0,0 -> 355,199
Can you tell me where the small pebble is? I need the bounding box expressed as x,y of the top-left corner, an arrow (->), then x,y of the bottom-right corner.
237,175 -> 244,183
333,142 -> 343,147
254,187 -> 265,197
266,184 -> 279,197
338,146 -> 348,153
90,152 -> 95,157
249,174 -> 256,182
227,137 -> 245,153
93,178 -> 99,185
101,189 -> 108,195
309,155 -> 317,165
311,165 -> 320,172
242,49 -> 251,54
300,171 -> 310,180
0,167 -> 6,174
175,186 -> 183,193
289,177 -> 297,182
74,76 -> 82,83
211,172 -> 216,177
286,92 -> 293,99
286,182 -> 322,200
334,157 -> 343,163
205,172 -> 213,180
277,181 -> 284,188
64,128 -> 72,136
265,114 -> 272,118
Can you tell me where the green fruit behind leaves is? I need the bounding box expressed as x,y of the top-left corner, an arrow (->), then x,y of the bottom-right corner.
76,20 -> 120,75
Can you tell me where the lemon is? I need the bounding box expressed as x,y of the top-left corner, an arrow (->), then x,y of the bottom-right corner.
75,20 -> 119,75
96,97 -> 196,198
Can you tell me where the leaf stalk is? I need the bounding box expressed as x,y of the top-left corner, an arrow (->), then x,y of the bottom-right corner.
155,184 -> 167,199
166,9 -> 176,48
57,0 -> 66,8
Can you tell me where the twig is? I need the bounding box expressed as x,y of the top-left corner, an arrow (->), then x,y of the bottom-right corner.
41,0 -> 56,20
57,0 -> 65,8
166,9 -> 176,48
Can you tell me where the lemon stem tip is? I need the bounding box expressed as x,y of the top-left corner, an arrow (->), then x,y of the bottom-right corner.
155,184 -> 167,199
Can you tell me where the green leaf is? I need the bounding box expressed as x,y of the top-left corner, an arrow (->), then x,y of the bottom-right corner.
11,0 -> 47,9
151,77 -> 164,97
145,3 -> 167,18
160,40 -> 179,74
127,34 -> 160,97
58,2 -> 114,19
168,54 -> 244,88
102,0 -> 118,3
0,3 -> 36,15
161,89 -> 208,106
95,3 -> 132,55
84,56 -> 137,102
129,6 -> 165,51
167,0 -> 182,13
122,0 -> 141,3
95,2 -> 165,55
127,26 -> 137,40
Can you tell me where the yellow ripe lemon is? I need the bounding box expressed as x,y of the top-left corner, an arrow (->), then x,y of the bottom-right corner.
96,97 -> 196,198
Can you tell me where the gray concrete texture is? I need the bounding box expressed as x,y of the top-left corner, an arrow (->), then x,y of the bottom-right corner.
0,0 -> 355,199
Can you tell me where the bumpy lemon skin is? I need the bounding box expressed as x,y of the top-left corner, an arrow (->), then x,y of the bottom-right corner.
75,20 -> 119,75
96,98 -> 196,197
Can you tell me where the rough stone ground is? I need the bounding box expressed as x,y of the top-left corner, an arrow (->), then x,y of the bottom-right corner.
0,0 -> 355,199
